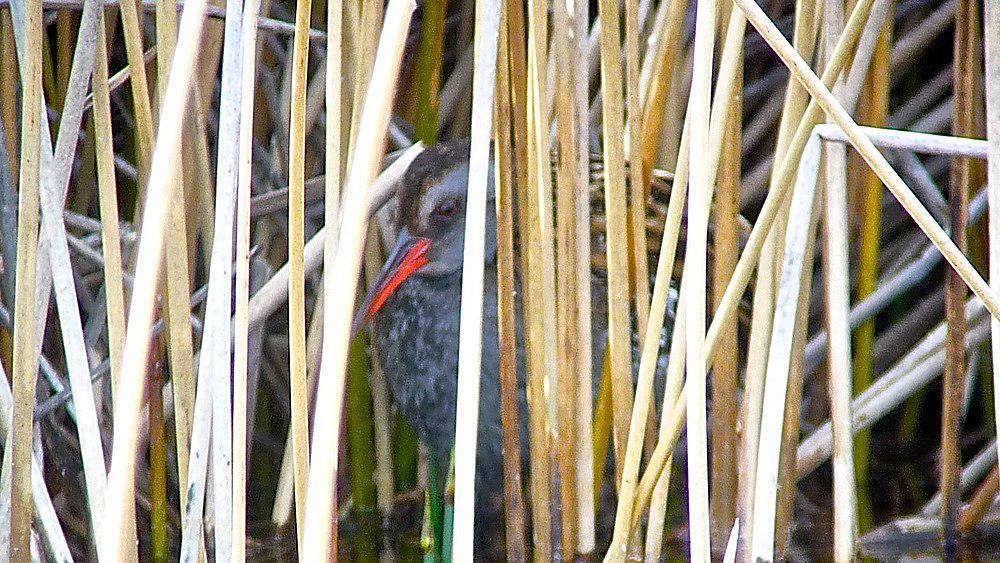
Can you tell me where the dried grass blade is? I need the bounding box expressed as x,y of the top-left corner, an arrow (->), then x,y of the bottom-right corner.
99,0 -> 212,556
520,0 -> 553,554
624,0 -> 648,340
116,0 -> 155,189
943,0 -> 981,540
301,2 -> 415,557
0,362 -> 72,561
191,0 -> 247,556
154,0 -> 200,540
822,100 -> 859,563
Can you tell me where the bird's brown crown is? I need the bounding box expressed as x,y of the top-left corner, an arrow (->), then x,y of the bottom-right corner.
396,139 -> 472,231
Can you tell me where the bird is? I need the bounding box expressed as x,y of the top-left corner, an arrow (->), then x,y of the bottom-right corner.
351,139 -> 678,554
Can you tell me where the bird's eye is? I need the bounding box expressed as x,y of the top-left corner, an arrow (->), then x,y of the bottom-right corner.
434,198 -> 458,219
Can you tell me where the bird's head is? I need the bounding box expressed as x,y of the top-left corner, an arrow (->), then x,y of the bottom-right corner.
352,140 -> 495,335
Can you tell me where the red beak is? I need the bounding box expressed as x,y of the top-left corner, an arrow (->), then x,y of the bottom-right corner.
352,232 -> 432,337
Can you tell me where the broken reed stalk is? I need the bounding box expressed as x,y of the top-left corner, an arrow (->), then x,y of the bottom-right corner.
493,10 -> 527,558
99,0 -> 211,556
553,0 -> 579,556
8,0 -> 42,556
300,2 -> 415,557
987,0 -> 1000,474
595,0 -> 635,495
286,0 -> 313,547
232,0 -> 262,555
451,0 -> 501,554
774,184 -> 822,559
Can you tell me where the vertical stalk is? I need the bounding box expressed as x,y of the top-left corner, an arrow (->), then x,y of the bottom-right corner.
943,0 -> 980,544
553,0 -> 579,556
232,0 -> 261,554
412,0 -> 449,144
851,9 -> 891,534
986,0 -> 1000,482
494,7 -> 527,558
149,341 -> 169,563
8,0 -> 41,555
710,56 -> 742,550
287,0 -> 313,548
571,0 -> 595,554
596,0 -> 636,493
682,0 -> 718,555
520,0 -> 553,554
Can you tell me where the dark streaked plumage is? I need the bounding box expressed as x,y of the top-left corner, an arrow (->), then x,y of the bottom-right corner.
354,140 -> 676,554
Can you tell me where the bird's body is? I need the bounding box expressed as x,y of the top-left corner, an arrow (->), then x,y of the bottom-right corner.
354,140 -> 675,552
370,257 -> 524,498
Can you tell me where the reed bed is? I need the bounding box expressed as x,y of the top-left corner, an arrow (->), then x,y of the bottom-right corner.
0,0 -> 998,560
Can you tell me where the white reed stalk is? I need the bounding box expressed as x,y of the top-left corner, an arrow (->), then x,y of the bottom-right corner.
986,0 -> 1000,474
750,132 -> 821,560
99,0 -> 211,557
683,0 -> 716,557
301,2 -> 415,558
233,0 -> 261,556
822,131 -> 858,563
451,1 -> 501,555
572,0 -> 595,554
196,0 -> 245,557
